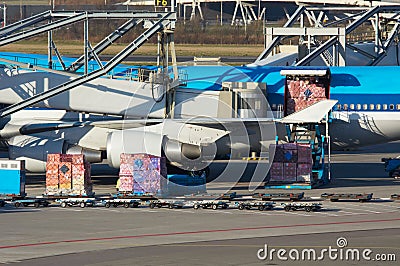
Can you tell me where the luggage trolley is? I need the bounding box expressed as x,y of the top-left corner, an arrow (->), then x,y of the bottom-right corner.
235,200 -> 275,211
57,197 -> 96,208
102,198 -> 140,208
281,202 -> 322,212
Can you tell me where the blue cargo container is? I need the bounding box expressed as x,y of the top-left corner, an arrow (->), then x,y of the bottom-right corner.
0,160 -> 26,196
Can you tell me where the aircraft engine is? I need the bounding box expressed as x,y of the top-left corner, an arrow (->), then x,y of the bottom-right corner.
8,135 -> 64,172
106,130 -> 216,170
106,130 -> 164,168
8,136 -> 103,172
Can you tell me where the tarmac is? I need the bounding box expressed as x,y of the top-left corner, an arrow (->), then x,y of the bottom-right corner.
0,142 -> 399,265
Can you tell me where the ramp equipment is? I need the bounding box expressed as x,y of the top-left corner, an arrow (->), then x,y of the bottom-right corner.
0,11 -> 176,118
255,5 -> 400,66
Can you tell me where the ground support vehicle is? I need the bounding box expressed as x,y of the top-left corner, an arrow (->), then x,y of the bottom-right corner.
257,192 -> 304,201
12,198 -> 50,208
382,158 -> 400,178
56,197 -> 96,208
321,193 -> 373,202
115,192 -> 157,201
391,194 -> 400,200
102,198 -> 140,208
148,199 -> 185,209
281,202 -> 322,212
192,200 -> 230,210
235,200 -> 275,211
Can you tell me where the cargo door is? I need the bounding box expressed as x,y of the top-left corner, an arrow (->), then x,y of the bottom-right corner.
281,68 -> 331,116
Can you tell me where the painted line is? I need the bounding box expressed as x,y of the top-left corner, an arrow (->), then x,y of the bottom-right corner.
1,218 -> 400,250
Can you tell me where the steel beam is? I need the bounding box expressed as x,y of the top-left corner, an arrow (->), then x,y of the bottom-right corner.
369,22 -> 400,66
256,6 -> 305,62
67,18 -> 142,72
0,13 -> 175,118
0,13 -> 88,47
0,11 -> 52,38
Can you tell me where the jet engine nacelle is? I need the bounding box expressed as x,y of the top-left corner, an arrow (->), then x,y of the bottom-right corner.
8,136 -> 103,172
106,130 -> 216,170
8,136 -> 64,172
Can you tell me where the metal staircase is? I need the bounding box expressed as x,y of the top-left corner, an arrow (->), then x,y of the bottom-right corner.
0,12 -> 176,118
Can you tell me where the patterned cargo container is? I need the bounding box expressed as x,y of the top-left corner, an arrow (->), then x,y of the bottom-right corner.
269,162 -> 284,182
283,162 -> 297,182
297,144 -> 313,164
269,144 -> 285,163
120,154 -> 167,175
285,79 -> 328,115
297,163 -> 312,182
71,163 -> 90,195
119,153 -> 167,195
132,170 -> 166,195
45,154 -> 92,195
119,175 -> 134,192
58,162 -> 72,194
283,149 -> 298,163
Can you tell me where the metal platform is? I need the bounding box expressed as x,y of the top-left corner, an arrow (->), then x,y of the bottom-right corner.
255,5 -> 400,66
0,10 -> 177,118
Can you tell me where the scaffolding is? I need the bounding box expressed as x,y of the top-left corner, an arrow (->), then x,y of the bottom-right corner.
0,11 -> 177,118
255,5 -> 400,66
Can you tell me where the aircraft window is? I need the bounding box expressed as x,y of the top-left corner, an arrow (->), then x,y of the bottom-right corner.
383,104 -> 388,110
11,164 -> 18,169
390,104 -> 395,110
356,104 -> 361,110
1,164 -> 7,168
350,104 -> 355,110
254,100 -> 261,110
343,104 -> 348,110
369,104 -> 374,110
376,104 -> 381,110
397,104 -> 400,110
336,104 -> 341,110
363,104 -> 368,110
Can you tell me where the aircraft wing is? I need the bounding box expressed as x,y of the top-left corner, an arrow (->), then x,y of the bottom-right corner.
279,99 -> 338,124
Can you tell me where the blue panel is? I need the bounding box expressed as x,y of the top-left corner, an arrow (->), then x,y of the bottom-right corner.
0,169 -> 25,195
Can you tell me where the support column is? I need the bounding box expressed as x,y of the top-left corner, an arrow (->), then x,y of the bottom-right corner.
84,16 -> 89,75
48,29 -> 52,69
338,27 -> 346,66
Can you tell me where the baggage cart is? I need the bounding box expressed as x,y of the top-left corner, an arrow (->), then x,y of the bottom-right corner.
258,192 -> 304,201
321,193 -> 373,202
12,198 -> 50,208
391,194 -> 400,200
281,202 -> 322,212
234,200 -> 275,211
56,197 -> 96,208
148,199 -> 185,209
102,198 -> 140,208
192,200 -> 229,210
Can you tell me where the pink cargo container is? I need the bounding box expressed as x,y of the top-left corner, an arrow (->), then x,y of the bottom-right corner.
269,162 -> 284,182
283,162 -> 297,182
297,163 -> 312,182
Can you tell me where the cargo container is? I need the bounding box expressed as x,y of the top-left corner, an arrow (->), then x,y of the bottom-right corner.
283,69 -> 330,116
119,153 -> 168,195
45,154 -> 92,196
0,160 -> 26,197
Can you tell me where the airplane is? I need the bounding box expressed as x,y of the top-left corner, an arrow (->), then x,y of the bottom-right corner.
0,57 -> 398,174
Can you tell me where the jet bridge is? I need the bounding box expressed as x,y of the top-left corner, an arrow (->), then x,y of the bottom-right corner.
255,5 -> 400,66
0,11 -> 177,118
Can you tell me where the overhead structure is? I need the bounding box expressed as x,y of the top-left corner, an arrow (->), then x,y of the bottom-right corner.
0,11 -> 177,118
120,0 -> 265,25
255,5 -> 400,66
